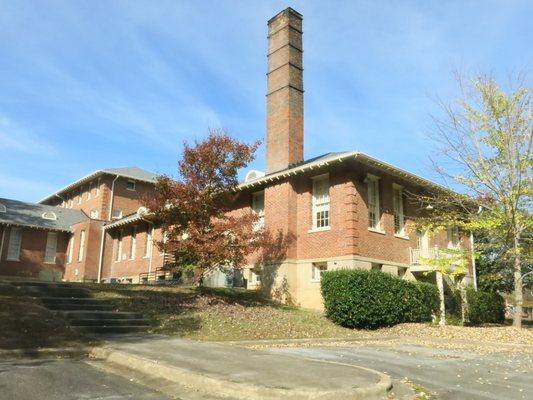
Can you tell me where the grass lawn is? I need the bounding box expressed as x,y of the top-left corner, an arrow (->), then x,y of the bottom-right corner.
86,283 -> 365,341
0,282 -> 83,350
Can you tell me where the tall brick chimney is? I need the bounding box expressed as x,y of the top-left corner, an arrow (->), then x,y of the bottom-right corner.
265,8 -> 304,174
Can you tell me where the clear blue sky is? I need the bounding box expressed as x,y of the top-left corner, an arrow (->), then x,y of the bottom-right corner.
1,0 -> 531,202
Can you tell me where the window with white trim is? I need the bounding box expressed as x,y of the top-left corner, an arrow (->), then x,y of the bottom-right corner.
126,180 -> 136,191
252,191 -> 265,230
366,175 -> 381,229
78,187 -> 83,204
311,262 -> 327,282
7,227 -> 22,261
144,226 -> 153,257
67,236 -> 74,264
115,230 -> 123,262
95,178 -> 100,197
250,268 -> 261,285
90,209 -> 99,219
111,209 -> 123,219
447,226 -> 459,248
78,230 -> 86,262
129,227 -> 137,260
0,203 -> 6,213
312,175 -> 330,229
44,231 -> 57,264
88,182 -> 93,200
392,184 -> 405,235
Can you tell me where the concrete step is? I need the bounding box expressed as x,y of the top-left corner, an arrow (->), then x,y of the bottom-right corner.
39,297 -> 107,305
57,310 -> 144,320
45,302 -> 116,311
73,325 -> 150,334
19,286 -> 92,298
69,318 -> 150,327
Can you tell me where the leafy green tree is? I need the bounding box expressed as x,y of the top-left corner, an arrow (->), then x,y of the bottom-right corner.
417,74 -> 531,327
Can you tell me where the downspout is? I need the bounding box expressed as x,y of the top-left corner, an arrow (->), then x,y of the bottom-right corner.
470,231 -> 477,290
98,174 -> 119,283
96,225 -> 106,283
0,224 -> 8,261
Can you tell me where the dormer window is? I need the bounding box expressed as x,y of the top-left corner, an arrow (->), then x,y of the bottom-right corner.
42,211 -> 57,220
0,203 -> 6,213
126,180 -> 136,191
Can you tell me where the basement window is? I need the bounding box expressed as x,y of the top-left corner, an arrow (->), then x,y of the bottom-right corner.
311,262 -> 327,282
112,209 -> 123,219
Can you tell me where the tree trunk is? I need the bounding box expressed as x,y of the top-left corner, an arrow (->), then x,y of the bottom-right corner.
512,234 -> 523,328
436,271 -> 446,326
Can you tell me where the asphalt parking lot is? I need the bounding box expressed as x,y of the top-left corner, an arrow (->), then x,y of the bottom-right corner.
0,357 -> 170,400
267,343 -> 533,400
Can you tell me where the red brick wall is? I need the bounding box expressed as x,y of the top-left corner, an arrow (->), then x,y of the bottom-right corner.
0,225 -> 69,279
63,219 -> 103,282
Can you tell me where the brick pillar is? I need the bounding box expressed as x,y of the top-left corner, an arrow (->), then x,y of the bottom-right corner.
266,8 -> 304,174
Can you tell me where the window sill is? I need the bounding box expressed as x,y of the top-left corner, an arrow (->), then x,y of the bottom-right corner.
44,261 -> 56,265
6,258 -> 19,262
308,226 -> 331,233
368,227 -> 386,235
394,234 -> 410,240
311,279 -> 321,283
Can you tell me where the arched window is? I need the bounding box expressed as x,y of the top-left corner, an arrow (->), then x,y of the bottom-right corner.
42,211 -> 57,220
0,203 -> 6,213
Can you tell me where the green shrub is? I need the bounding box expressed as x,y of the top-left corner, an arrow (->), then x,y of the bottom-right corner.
321,269 -> 439,329
465,287 -> 505,325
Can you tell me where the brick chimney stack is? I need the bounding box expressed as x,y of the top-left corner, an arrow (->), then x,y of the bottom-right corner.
265,8 -> 304,174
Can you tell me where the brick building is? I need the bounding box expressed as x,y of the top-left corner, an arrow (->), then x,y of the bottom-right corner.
0,8 -> 473,309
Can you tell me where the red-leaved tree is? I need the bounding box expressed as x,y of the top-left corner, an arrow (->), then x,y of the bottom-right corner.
145,130 -> 263,283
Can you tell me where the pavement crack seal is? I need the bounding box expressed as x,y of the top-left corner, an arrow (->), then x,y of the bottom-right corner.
89,346 -> 392,400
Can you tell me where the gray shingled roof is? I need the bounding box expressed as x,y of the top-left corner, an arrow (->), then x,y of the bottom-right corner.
39,166 -> 158,204
0,198 -> 87,231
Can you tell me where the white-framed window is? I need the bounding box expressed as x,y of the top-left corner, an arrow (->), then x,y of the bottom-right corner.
144,226 -> 153,258
366,174 -> 381,230
392,184 -> 405,235
95,178 -> 100,197
88,181 -> 93,200
312,175 -> 330,229
44,231 -> 58,264
126,180 -> 136,191
90,209 -> 99,219
6,227 -> 22,261
250,268 -> 261,285
115,230 -> 123,262
68,199 -> 73,208
78,230 -> 86,262
447,226 -> 459,248
67,236 -> 74,264
416,229 -> 429,250
252,191 -> 265,230
78,187 -> 83,204
111,209 -> 123,219
160,230 -> 168,255
311,262 -> 327,282
129,227 -> 137,260
42,211 -> 57,220
0,203 -> 6,213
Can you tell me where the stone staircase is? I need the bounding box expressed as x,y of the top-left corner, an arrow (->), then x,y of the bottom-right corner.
10,280 -> 150,335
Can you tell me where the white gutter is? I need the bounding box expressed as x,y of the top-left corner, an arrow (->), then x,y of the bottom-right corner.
96,225 -> 106,283
0,224 -> 8,261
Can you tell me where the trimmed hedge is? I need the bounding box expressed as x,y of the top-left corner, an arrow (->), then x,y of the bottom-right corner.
465,287 -> 505,325
321,269 -> 439,329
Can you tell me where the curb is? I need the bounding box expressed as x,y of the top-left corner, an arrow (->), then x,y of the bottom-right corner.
90,346 -> 392,400
0,346 -> 88,359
